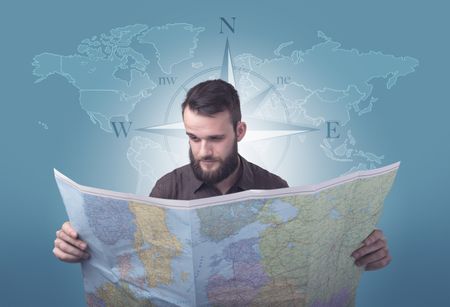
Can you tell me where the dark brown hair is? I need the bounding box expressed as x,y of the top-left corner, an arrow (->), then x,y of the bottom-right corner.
182,79 -> 241,130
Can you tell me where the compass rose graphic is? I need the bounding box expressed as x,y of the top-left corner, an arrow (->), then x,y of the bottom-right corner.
125,38 -> 324,171
136,38 -> 319,141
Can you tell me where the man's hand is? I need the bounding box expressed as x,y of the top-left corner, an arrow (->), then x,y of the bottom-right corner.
53,221 -> 90,263
351,229 -> 391,271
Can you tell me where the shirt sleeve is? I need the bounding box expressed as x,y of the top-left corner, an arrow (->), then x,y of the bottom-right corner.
148,172 -> 177,199
149,179 -> 166,198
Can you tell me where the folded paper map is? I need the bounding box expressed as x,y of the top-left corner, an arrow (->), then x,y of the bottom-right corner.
54,162 -> 399,307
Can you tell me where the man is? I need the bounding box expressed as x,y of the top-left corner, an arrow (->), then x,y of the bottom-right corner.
53,79 -> 391,271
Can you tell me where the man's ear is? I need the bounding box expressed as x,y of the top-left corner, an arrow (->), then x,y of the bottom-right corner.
236,121 -> 247,142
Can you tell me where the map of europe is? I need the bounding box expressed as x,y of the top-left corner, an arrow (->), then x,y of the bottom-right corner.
55,162 -> 399,306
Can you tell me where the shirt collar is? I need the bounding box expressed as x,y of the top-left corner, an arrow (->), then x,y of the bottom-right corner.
235,155 -> 255,191
190,166 -> 204,194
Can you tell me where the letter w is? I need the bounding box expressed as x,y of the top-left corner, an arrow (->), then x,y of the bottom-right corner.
111,121 -> 132,138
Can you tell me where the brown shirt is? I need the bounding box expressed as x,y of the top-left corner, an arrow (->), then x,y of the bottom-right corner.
149,155 -> 288,200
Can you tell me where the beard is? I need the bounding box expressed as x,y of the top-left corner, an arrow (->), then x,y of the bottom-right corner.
189,141 -> 239,185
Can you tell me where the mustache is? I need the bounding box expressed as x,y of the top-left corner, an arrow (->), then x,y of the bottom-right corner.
198,156 -> 219,162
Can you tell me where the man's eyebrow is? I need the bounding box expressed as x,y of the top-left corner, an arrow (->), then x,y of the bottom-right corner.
185,132 -> 225,139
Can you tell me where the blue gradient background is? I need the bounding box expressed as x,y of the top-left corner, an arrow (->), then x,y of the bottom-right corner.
1,1 -> 449,306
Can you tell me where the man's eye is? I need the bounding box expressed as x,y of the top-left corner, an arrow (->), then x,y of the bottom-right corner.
210,136 -> 224,141
189,136 -> 200,142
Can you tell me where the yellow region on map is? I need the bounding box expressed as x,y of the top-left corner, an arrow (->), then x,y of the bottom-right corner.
129,202 -> 183,288
89,282 -> 154,307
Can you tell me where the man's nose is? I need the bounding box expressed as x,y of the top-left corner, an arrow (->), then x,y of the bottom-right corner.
199,140 -> 213,157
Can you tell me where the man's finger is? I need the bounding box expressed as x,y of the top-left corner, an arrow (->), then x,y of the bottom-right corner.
351,238 -> 385,260
54,238 -> 89,260
61,221 -> 78,239
355,247 -> 388,267
53,247 -> 85,263
365,254 -> 392,271
362,229 -> 384,246
56,229 -> 87,251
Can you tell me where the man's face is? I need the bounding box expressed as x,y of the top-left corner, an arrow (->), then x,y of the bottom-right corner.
183,107 -> 245,184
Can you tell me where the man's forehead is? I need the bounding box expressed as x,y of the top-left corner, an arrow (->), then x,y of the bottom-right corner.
183,107 -> 231,119
183,108 -> 233,130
